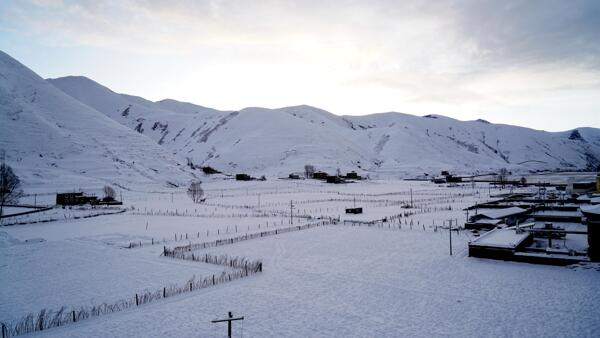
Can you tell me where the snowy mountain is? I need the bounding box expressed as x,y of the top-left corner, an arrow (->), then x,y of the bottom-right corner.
0,51 -> 194,191
344,113 -> 600,175
1,44 -> 598,191
49,75 -> 600,177
48,77 -> 373,174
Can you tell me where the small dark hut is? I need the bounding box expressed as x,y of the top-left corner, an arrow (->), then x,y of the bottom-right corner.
235,174 -> 253,181
56,192 -> 98,206
446,175 -> 462,183
326,175 -> 343,184
235,174 -> 254,181
202,166 -> 221,175
345,171 -> 361,180
345,207 -> 363,214
313,171 -> 328,180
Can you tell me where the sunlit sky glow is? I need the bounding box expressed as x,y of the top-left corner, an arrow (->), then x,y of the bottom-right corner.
1,0 -> 599,131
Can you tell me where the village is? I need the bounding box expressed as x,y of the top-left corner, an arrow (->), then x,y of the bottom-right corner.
3,1 -> 600,336
1,167 -> 600,337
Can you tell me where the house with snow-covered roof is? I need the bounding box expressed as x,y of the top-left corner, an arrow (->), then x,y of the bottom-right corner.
581,205 -> 600,261
469,207 -> 529,227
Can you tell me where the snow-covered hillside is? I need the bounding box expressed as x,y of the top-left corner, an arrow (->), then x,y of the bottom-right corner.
344,113 -> 600,175
0,51 -> 194,191
50,75 -> 600,177
48,77 -> 374,174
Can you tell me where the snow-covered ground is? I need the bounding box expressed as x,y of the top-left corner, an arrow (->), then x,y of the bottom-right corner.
1,179 -> 599,337
0,237 -> 224,323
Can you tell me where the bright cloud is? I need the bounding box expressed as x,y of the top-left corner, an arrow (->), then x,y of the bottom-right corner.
1,0 -> 599,131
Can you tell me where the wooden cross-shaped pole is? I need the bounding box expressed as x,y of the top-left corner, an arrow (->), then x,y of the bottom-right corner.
211,312 -> 244,338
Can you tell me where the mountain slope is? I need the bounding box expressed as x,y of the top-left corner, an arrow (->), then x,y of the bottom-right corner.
49,76 -> 600,177
48,77 -> 374,173
0,51 -> 194,190
47,76 -> 226,147
344,113 -> 600,175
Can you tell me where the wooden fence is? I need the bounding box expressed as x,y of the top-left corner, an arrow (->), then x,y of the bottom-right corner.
1,253 -> 262,337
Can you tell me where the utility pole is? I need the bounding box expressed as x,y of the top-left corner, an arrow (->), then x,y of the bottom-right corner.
290,200 -> 294,224
448,219 -> 453,256
211,312 -> 244,338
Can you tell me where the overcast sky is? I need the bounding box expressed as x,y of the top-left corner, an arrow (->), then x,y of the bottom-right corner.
1,0 -> 599,131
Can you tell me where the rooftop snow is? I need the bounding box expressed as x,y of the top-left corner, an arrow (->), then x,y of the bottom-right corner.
531,210 -> 583,217
471,219 -> 502,225
470,227 -> 531,249
478,207 -> 528,220
581,205 -> 600,216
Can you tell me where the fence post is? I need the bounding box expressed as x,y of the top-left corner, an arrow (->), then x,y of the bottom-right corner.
163,287 -> 166,298
72,310 -> 76,323
1,322 -> 7,338
39,312 -> 44,331
135,294 -> 139,306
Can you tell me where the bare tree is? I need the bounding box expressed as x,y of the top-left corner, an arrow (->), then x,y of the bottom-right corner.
0,152 -> 23,217
520,176 -> 527,186
103,185 -> 116,201
497,168 -> 509,189
187,181 -> 204,203
304,164 -> 315,179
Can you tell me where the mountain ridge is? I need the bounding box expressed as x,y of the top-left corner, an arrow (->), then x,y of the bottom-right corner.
46,74 -> 600,177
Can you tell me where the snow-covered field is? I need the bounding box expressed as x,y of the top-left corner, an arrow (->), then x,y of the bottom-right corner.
1,178 -> 599,337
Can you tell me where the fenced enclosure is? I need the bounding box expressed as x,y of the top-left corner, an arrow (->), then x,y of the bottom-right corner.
167,219 -> 333,254
1,180 -> 509,337
1,252 -> 262,337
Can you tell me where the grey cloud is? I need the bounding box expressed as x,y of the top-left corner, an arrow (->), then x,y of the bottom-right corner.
448,0 -> 600,68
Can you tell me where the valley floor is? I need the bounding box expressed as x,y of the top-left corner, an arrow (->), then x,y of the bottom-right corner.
1,179 -> 599,337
